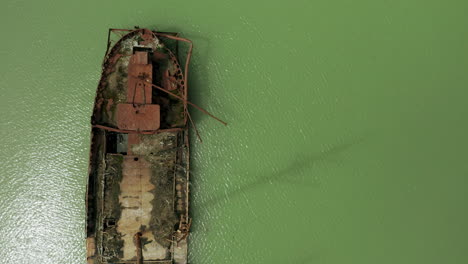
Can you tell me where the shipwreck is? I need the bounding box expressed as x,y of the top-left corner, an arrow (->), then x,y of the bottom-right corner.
86,28 -> 225,264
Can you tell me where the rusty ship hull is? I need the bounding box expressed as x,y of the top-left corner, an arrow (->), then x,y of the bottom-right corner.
86,28 -> 192,264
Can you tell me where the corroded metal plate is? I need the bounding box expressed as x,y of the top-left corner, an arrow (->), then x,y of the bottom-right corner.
116,103 -> 160,131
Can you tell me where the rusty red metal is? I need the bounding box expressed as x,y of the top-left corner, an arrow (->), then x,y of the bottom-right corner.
94,28 -> 226,138
116,104 -> 160,131
92,124 -> 183,134
117,50 -> 160,131
127,51 -> 153,105
134,232 -> 143,264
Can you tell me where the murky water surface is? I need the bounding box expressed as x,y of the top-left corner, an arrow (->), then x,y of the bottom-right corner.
1,0 -> 468,263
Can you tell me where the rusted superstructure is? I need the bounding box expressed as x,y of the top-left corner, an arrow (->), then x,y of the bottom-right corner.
86,28 -> 193,264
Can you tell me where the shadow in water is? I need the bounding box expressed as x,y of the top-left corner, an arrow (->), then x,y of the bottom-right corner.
293,253 -> 318,264
197,136 -> 368,209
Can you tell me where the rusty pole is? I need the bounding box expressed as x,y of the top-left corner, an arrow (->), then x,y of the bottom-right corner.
134,232 -> 143,264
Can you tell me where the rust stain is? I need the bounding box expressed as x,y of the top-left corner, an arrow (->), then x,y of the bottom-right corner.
116,104 -> 160,131
117,50 -> 160,131
134,232 -> 143,264
117,156 -> 167,261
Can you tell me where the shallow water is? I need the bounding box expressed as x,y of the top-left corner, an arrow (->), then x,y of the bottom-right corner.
1,0 -> 468,263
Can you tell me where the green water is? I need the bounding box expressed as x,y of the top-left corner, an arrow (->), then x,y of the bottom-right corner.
1,0 -> 468,263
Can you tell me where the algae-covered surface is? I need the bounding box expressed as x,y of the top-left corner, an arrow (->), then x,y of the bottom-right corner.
100,154 -> 124,263
88,131 -> 188,263
2,1 -> 468,264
